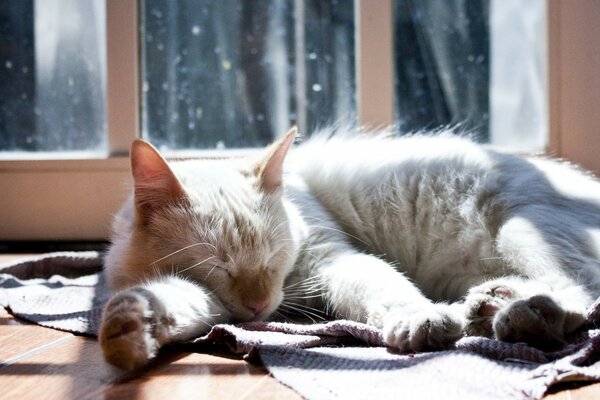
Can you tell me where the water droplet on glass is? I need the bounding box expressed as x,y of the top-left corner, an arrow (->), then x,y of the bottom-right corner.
157,43 -> 164,51
308,52 -> 317,60
222,60 -> 232,70
143,81 -> 150,92
188,122 -> 195,130
68,77 -> 74,87
5,60 -> 13,69
151,8 -> 163,18
312,83 -> 322,92
216,140 -> 225,150
191,25 -> 201,36
468,54 -> 475,62
256,113 -> 265,121
195,107 -> 203,119
162,82 -> 169,90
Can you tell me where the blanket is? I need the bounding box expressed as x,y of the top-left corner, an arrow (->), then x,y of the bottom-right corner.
2,252 -> 600,400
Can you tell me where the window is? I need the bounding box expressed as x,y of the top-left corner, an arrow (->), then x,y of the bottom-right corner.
0,0 -> 106,154
141,0 -> 355,150
0,0 -> 598,240
392,0 -> 547,150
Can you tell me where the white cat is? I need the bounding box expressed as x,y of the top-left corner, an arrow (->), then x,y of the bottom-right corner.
100,127 -> 600,370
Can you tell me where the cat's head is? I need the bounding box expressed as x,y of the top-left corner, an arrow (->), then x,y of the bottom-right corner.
127,128 -> 298,321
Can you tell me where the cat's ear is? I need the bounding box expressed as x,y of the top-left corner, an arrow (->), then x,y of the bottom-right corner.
130,139 -> 186,220
255,126 -> 296,193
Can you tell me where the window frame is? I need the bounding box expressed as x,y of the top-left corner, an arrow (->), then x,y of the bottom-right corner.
0,0 -> 596,240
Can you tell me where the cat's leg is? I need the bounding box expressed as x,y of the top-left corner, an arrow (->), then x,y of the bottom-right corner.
99,276 -> 227,370
313,251 -> 464,352
464,276 -> 543,338
465,215 -> 597,349
465,276 -> 590,349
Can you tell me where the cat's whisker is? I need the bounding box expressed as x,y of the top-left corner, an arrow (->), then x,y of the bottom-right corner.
226,254 -> 238,270
282,283 -> 324,295
204,265 -> 218,280
287,279 -> 326,290
283,278 -> 318,290
283,305 -> 326,323
178,256 -> 217,274
283,274 -> 323,287
284,288 -> 326,299
278,303 -> 320,324
304,221 -> 371,247
284,293 -> 323,300
269,220 -> 288,240
150,242 -> 217,266
284,284 -> 325,295
284,286 -> 325,295
281,300 -> 327,316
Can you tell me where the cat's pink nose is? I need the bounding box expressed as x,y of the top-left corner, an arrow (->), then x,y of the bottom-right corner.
244,299 -> 269,316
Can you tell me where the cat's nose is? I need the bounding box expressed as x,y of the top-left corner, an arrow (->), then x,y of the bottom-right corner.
244,299 -> 269,316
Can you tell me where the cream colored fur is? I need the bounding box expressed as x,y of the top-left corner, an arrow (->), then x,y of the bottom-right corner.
100,128 -> 600,370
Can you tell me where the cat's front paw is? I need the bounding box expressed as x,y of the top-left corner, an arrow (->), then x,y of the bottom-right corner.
493,295 -> 567,350
464,282 -> 517,337
99,288 -> 171,370
383,305 -> 464,353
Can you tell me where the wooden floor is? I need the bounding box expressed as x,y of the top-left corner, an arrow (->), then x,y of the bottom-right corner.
1,254 -> 599,400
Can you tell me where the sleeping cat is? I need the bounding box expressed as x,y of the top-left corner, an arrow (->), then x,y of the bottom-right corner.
99,127 -> 600,370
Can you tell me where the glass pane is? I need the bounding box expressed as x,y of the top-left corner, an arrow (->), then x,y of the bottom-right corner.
141,0 -> 355,150
0,0 -> 107,153
393,0 -> 547,150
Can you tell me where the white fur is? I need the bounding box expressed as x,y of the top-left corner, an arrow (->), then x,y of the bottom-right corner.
100,129 -> 600,369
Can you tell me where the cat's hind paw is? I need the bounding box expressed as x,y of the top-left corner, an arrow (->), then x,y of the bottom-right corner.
493,295 -> 567,350
383,305 -> 464,353
99,288 -> 170,370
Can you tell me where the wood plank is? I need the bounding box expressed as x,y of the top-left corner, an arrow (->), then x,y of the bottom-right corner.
0,337 -> 123,400
545,382 -> 600,400
240,373 -> 302,400
0,308 -> 73,364
97,351 -> 299,400
0,254 -> 35,264
0,328 -> 300,400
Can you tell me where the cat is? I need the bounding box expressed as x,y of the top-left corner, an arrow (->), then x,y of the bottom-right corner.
99,127 -> 600,370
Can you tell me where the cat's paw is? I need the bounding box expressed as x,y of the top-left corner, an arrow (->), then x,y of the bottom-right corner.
493,295 -> 567,350
383,305 -> 464,352
99,288 -> 171,370
464,282 -> 517,337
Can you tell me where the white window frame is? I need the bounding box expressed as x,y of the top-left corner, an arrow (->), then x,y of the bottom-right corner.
0,0 -> 597,240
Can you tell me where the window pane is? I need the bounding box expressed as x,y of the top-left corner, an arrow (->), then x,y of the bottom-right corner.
393,0 -> 547,150
141,0 -> 355,150
0,0 -> 107,153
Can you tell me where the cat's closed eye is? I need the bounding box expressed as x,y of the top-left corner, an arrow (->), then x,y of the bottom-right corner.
215,265 -> 233,277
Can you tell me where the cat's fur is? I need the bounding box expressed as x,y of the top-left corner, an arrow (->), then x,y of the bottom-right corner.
100,127 -> 600,370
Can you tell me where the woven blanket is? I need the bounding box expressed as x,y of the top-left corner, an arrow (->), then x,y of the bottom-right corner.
2,252 -> 600,400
